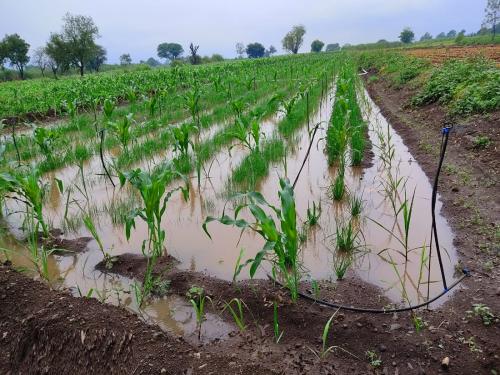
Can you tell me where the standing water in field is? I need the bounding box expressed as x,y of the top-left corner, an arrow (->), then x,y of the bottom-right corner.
0,83 -> 458,339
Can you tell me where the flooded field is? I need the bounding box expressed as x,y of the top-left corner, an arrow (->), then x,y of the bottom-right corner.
0,81 -> 459,339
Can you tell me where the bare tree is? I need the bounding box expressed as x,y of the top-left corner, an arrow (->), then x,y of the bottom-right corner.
483,0 -> 499,39
189,43 -> 201,65
235,42 -> 245,58
33,47 -> 49,77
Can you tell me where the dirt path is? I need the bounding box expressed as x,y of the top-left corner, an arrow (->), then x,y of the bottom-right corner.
1,75 -> 499,374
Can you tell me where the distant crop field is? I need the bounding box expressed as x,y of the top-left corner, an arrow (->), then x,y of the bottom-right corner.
403,45 -> 500,64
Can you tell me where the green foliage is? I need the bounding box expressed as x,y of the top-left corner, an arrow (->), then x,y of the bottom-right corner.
0,169 -> 48,237
366,350 -> 382,368
473,135 -> 491,149
204,178 -> 301,300
222,298 -> 247,331
0,33 -> 30,78
246,43 -> 266,58
413,58 -> 500,115
399,27 -> 415,44
282,25 -> 306,54
305,201 -> 322,227
466,304 -> 497,326
157,42 -> 184,61
311,40 -> 325,53
273,302 -> 284,343
187,286 -> 212,339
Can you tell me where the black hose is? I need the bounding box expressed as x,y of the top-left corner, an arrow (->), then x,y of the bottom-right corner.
287,118 -> 465,313
431,126 -> 452,291
271,268 -> 469,314
292,122 -> 321,190
99,129 -> 115,188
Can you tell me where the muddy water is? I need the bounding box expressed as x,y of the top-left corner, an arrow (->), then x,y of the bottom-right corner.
0,83 -> 459,340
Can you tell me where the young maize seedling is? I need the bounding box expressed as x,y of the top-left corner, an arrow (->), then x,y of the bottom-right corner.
187,286 -> 212,340
273,302 -> 284,343
0,169 -> 49,237
204,178 -> 301,301
332,251 -> 353,280
222,298 -> 247,332
305,201 -> 322,227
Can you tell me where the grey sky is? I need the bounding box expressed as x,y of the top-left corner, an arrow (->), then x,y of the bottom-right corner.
0,0 -> 486,64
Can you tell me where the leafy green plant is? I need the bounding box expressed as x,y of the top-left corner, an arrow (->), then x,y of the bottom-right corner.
33,127 -> 58,161
204,178 -> 301,301
119,164 -> 189,305
412,314 -> 426,333
108,113 -> 134,151
0,169 -> 49,237
171,122 -> 194,158
466,304 -> 497,326
473,136 -> 491,150
366,350 -> 382,368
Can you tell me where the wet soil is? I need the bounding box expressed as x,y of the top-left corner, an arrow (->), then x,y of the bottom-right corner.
38,229 -> 93,255
1,75 -> 499,374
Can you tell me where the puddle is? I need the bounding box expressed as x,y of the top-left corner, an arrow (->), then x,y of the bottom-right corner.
1,82 -> 460,339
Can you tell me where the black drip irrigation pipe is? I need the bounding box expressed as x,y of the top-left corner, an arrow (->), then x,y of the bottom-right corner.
271,269 -> 469,314
288,121 -> 469,313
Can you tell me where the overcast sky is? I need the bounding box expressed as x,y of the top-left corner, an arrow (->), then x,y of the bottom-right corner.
0,0 -> 486,64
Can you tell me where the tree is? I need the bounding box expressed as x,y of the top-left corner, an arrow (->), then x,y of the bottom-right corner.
325,43 -> 340,52
1,34 -> 30,79
399,27 -> 415,44
157,43 -> 184,61
189,43 -> 201,65
268,45 -> 277,56
420,32 -> 433,41
310,39 -> 324,52
235,42 -> 245,58
33,47 -> 49,77
48,13 -> 100,76
120,53 -> 132,65
211,53 -> 224,62
0,42 -> 5,70
455,30 -> 466,43
436,32 -> 447,39
145,57 -> 160,67
282,25 -> 306,54
447,29 -> 457,38
246,43 -> 265,58
483,0 -> 499,39
45,33 -> 71,76
86,45 -> 107,72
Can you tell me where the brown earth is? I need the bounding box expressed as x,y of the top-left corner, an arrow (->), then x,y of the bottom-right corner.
403,45 -> 500,65
1,74 -> 499,374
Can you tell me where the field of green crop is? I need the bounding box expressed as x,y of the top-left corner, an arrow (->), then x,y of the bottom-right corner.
0,50 -> 497,361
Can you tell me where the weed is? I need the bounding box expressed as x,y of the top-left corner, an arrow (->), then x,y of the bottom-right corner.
473,135 -> 491,150
466,304 -> 497,326
366,350 -> 382,368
